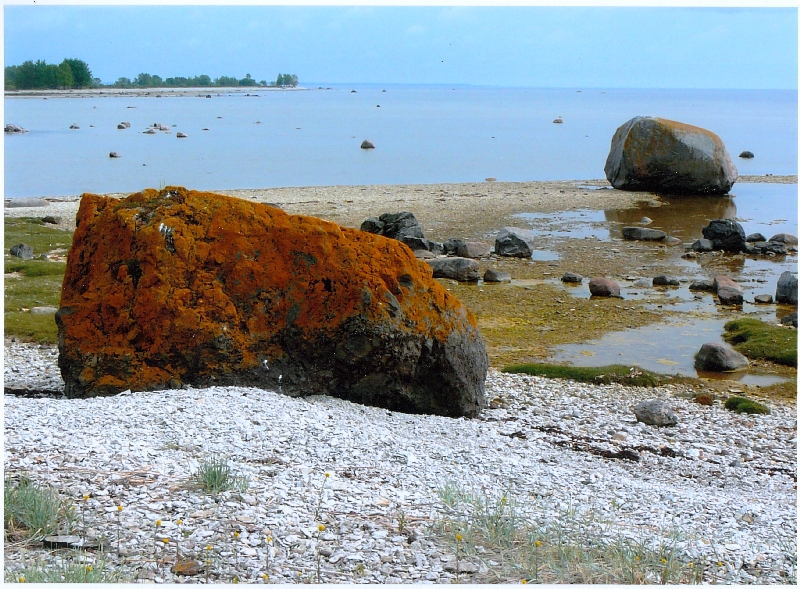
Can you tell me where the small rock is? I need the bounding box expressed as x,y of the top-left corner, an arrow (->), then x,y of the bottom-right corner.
360,140 -> 375,149
691,238 -> 714,252
560,272 -> 583,283
30,306 -> 58,315
694,342 -> 749,372
633,400 -> 678,427
588,277 -> 621,298
622,227 -> 667,241
172,560 -> 203,576
109,151 -> 121,158
745,232 -> 766,243
456,241 -> 491,259
776,271 -> 798,305
688,279 -> 715,292
176,132 -> 188,138
738,151 -> 754,159
42,216 -> 61,225
768,233 -> 798,245
714,275 -> 744,305
780,312 -> 797,327
495,227 -> 536,258
426,257 -> 480,282
652,275 -> 679,286
753,294 -> 773,304
483,269 -> 511,283
702,219 -> 746,253
10,243 -> 33,260
553,116 -> 564,124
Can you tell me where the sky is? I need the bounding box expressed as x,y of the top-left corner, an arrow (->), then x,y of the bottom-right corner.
3,4 -> 798,89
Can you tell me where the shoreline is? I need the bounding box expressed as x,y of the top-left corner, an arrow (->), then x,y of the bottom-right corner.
4,86 -> 312,99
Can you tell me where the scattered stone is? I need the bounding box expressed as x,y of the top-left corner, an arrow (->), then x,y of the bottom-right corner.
702,219 -> 746,253
652,275 -> 679,287
483,269 -> 511,283
56,187 -> 488,417
739,151 -> 755,159
5,198 -> 48,208
176,132 -> 188,138
69,123 -> 80,129
665,236 -> 681,246
588,277 -> 621,298
622,227 -> 667,241
442,238 -> 463,255
41,216 -> 61,225
640,216 -> 653,225
42,535 -> 98,550
456,241 -> 491,259
172,560 -> 203,576
144,128 -> 157,134
776,271 -> 798,305
426,257 -> 480,282
494,227 -> 536,258
714,275 -> 744,305
561,272 -> 583,283
5,124 -> 28,134
604,116 -> 738,194
769,233 -> 798,245
745,232 -> 766,243
752,241 -> 787,256
360,140 -> 375,149
30,306 -> 58,315
633,399 -> 678,426
109,151 -> 121,158
691,239 -> 714,252
9,243 -> 33,260
753,294 -> 773,304
781,312 -> 798,327
117,123 -> 127,129
689,279 -> 715,292
485,177 -> 496,182
553,116 -> 564,124
414,250 -> 436,260
695,342 -> 750,372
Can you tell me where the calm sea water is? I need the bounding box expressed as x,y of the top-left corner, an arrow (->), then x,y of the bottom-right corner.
4,86 -> 797,198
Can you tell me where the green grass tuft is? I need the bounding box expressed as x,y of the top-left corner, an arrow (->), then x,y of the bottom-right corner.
723,318 -> 797,367
191,454 -> 249,494
501,363 -> 665,387
4,551 -> 124,583
724,396 -> 771,415
4,477 -> 75,539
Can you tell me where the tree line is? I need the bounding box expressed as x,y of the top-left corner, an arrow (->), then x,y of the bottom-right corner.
4,59 -> 95,90
4,59 -> 299,90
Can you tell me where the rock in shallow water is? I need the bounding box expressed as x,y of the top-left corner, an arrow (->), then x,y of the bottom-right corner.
56,187 -> 488,417
694,342 -> 750,372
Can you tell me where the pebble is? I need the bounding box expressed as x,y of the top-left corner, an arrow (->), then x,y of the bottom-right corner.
3,342 -> 797,584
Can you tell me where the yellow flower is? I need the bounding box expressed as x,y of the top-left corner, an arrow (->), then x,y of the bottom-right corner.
688,562 -> 694,567
262,574 -> 268,579
318,524 -> 325,532
718,562 -> 724,567
86,565 -> 93,572
521,580 -> 528,585
83,494 -> 90,501
455,534 -> 462,542
163,538 -> 169,544
234,531 -> 241,538
325,472 -> 331,478
661,558 -> 667,564
635,556 -> 640,561
18,577 -> 25,583
206,545 -> 212,551
535,540 -> 542,547
156,520 -> 162,527
116,505 -> 123,512
176,519 -> 183,526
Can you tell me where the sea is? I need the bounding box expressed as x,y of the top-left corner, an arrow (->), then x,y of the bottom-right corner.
3,85 -> 797,198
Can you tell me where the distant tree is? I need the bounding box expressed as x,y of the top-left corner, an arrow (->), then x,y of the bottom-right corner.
135,72 -> 153,87
114,77 -> 132,88
276,73 -> 285,87
214,75 -> 239,87
56,62 -> 74,88
196,74 -> 212,86
240,73 -> 256,87
61,58 -> 92,87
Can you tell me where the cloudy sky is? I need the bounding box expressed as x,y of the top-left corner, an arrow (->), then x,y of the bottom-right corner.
3,4 -> 798,89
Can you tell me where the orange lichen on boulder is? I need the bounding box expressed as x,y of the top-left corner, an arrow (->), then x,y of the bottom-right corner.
57,187 -> 488,417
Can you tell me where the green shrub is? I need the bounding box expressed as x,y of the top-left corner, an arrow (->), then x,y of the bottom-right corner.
4,477 -> 74,538
724,396 -> 770,415
501,363 -> 664,387
191,454 -> 249,494
723,318 -> 797,367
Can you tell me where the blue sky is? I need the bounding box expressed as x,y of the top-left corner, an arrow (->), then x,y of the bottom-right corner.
3,5 -> 798,89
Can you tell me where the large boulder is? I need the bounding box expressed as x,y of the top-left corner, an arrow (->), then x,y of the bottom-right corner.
694,342 -> 749,372
633,400 -> 678,427
56,187 -> 488,417
495,227 -> 536,258
588,277 -> 621,298
604,116 -> 738,195
702,219 -> 746,253
10,243 -> 34,260
776,271 -> 798,305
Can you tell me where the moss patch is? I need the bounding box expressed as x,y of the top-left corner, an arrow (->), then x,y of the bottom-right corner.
724,395 -> 771,415
501,363 -> 668,387
723,318 -> 797,367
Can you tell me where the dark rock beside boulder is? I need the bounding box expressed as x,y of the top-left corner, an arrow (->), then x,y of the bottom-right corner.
483,269 -> 511,283
691,239 -> 714,252
42,216 -> 61,225
495,227 -> 535,258
443,238 -> 463,256
781,312 -> 798,327
426,257 -> 480,282
694,342 -> 749,372
360,140 -> 375,149
401,236 -> 443,255
753,294 -> 773,304
752,241 -> 787,256
588,277 -> 621,298
689,279 -> 715,292
746,232 -> 766,243
10,243 -> 34,260
622,227 -> 666,241
653,275 -> 679,286
702,219 -> 746,253
360,216 -> 384,234
769,233 -> 798,245
776,271 -> 798,305
56,187 -> 488,418
633,400 -> 678,427
714,275 -> 744,305
561,272 -> 583,283
739,151 -> 754,159
604,116 -> 738,195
